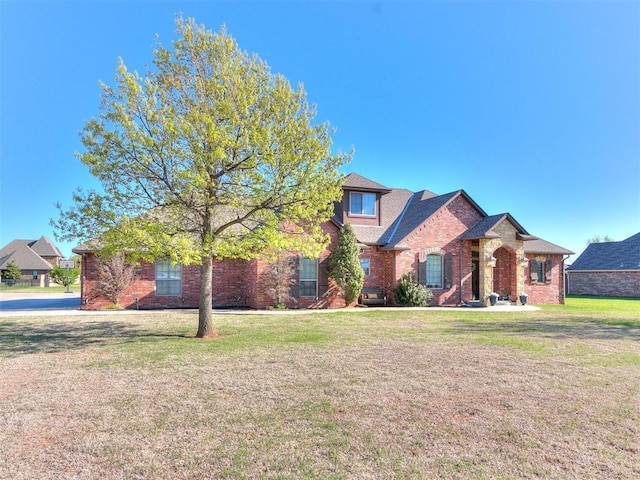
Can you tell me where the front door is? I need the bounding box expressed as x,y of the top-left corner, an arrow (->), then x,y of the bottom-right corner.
472,259 -> 480,300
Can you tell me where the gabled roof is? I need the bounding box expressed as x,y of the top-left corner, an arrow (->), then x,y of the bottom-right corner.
0,238 -> 59,271
381,190 -> 459,249
343,174 -> 571,254
461,213 -> 535,241
29,236 -> 64,257
567,232 -> 640,271
342,172 -> 392,194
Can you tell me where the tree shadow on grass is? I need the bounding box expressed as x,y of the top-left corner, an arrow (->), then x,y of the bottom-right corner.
447,316 -> 640,342
0,319 -> 184,357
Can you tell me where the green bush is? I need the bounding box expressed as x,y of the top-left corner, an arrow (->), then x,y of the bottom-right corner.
393,272 -> 433,307
328,224 -> 364,305
2,261 -> 21,285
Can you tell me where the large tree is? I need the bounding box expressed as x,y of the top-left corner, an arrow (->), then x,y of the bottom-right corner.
53,17 -> 350,337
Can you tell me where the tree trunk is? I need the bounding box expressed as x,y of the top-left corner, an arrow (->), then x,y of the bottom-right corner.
196,256 -> 215,338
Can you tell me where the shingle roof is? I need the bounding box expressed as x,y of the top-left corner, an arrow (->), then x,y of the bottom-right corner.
461,213 -> 534,241
381,190 -> 458,248
0,238 -> 58,271
461,214 -> 506,240
29,236 -> 64,257
343,172 -> 392,193
524,238 -> 574,255
350,188 -> 414,245
345,174 -> 571,255
567,232 -> 640,271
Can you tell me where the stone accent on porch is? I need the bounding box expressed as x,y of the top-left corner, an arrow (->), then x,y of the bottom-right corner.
477,221 -> 527,306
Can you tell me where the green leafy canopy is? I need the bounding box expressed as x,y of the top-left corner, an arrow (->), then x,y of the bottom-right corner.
53,17 -> 350,262
52,16 -> 352,336
50,265 -> 80,288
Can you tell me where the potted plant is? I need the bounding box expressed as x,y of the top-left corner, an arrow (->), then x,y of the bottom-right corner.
519,293 -> 528,306
488,292 -> 499,306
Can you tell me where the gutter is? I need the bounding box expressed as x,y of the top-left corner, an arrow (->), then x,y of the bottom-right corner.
565,269 -> 640,273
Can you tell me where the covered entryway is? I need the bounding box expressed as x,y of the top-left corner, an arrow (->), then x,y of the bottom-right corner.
461,213 -> 536,305
492,246 -> 517,299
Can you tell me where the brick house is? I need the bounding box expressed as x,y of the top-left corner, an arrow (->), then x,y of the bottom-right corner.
0,236 -> 64,286
74,173 -> 573,309
566,233 -> 640,297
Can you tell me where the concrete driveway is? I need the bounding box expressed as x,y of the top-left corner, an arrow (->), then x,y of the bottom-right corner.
0,291 -> 81,315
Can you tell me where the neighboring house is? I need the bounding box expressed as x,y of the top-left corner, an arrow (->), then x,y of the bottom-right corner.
0,236 -> 64,286
74,173 -> 573,309
566,233 -> 640,297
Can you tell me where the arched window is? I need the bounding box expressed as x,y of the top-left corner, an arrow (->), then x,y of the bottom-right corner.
419,249 -> 453,289
425,254 -> 443,289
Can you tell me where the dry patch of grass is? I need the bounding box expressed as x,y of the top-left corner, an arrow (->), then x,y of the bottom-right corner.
1,305 -> 638,479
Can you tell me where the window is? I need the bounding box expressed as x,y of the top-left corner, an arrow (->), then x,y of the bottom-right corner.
32,271 -> 38,280
426,254 -> 443,289
360,258 -> 370,277
155,259 -> 182,296
536,262 -> 545,282
299,258 -> 318,297
349,192 -> 376,216
530,258 -> 552,283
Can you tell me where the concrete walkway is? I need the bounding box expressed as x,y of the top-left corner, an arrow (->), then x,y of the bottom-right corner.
0,291 -> 539,318
211,304 -> 541,315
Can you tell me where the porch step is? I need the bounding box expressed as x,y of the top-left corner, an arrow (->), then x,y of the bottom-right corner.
496,300 -> 516,306
463,300 -> 518,308
463,301 -> 487,308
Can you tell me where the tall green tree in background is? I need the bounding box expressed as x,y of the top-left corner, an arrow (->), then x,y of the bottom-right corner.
53,16 -> 350,337
587,235 -> 614,244
328,223 -> 364,305
50,265 -> 80,291
2,261 -> 22,285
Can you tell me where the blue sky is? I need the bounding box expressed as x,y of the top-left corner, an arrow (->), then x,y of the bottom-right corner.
1,0 -> 639,261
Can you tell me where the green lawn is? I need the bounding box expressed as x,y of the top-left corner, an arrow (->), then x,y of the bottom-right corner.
1,297 -> 638,479
0,284 -> 73,294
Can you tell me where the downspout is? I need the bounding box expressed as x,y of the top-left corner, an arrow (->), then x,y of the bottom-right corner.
562,254 -> 571,299
459,240 -> 464,305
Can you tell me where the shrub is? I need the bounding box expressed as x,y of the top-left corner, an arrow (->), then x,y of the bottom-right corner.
50,265 -> 80,288
393,272 -> 433,307
95,254 -> 136,305
262,255 -> 297,308
328,224 -> 364,305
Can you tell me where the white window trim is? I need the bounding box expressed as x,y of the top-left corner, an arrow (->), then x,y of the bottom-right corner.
299,258 -> 318,297
426,254 -> 443,289
349,191 -> 376,217
360,258 -> 371,277
155,259 -> 183,296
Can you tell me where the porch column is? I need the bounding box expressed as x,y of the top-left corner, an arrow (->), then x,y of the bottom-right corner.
478,238 -> 502,304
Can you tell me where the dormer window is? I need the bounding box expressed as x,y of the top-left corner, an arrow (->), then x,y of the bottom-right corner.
349,192 -> 376,216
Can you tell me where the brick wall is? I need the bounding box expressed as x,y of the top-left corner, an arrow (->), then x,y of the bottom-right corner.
393,195 -> 484,306
567,271 -> 640,297
252,222 -> 345,309
212,258 -> 252,308
493,247 -> 516,297
80,254 -> 203,309
524,254 -> 567,304
78,196 -> 569,309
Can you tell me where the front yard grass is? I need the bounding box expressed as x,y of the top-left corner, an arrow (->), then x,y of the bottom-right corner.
0,284 -> 73,294
1,298 -> 638,479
